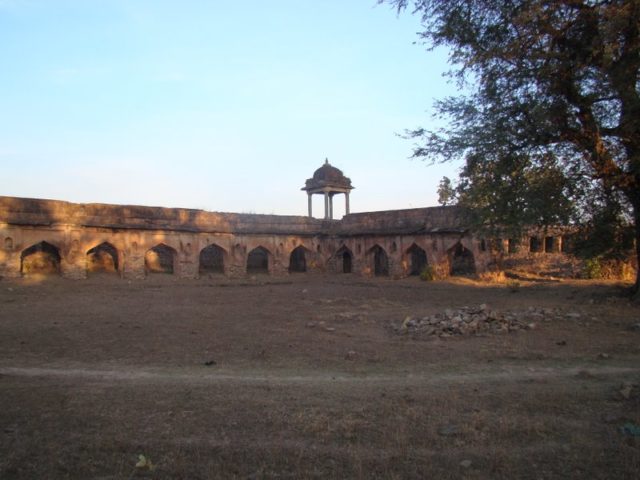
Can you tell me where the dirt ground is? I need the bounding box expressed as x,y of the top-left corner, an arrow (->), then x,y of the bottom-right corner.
0,273 -> 639,479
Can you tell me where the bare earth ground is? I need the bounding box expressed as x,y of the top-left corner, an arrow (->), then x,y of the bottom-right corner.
0,274 -> 639,479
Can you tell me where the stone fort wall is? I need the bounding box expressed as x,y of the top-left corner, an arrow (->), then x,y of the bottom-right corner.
0,196 -> 558,280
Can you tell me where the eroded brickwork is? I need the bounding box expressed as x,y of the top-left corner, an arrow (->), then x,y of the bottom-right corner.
0,196 -> 561,280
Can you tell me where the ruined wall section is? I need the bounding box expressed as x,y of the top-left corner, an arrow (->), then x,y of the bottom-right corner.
328,206 -> 491,277
0,196 -> 494,279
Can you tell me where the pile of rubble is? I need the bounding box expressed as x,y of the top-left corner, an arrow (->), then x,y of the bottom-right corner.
395,305 -> 567,337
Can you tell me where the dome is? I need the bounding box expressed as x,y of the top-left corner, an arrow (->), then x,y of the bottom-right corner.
303,159 -> 353,191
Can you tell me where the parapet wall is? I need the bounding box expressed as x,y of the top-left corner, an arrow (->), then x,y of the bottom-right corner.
334,206 -> 466,235
0,196 -> 325,235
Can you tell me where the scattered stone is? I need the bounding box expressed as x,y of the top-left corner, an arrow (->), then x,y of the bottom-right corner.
301,289 -> 308,294
306,322 -> 316,328
204,360 -> 216,366
324,327 -> 336,332
566,312 -> 581,319
619,382 -> 634,400
402,316 -> 415,329
556,340 -> 567,346
437,424 -> 459,436
335,312 -> 364,322
345,350 -> 357,360
459,459 -> 472,469
598,353 -> 611,360
628,323 -> 640,332
393,305 -> 558,337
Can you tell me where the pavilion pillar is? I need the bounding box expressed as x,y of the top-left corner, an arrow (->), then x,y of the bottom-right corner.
345,192 -> 350,215
324,192 -> 329,219
307,193 -> 312,218
329,194 -> 334,220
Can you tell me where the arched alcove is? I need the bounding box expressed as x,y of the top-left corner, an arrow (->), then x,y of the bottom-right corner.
406,243 -> 427,276
529,237 -> 542,253
335,246 -> 353,273
20,241 -> 61,276
370,245 -> 389,277
247,246 -> 270,274
145,244 -> 176,274
87,242 -> 119,274
289,246 -> 308,273
448,242 -> 476,276
199,244 -> 226,274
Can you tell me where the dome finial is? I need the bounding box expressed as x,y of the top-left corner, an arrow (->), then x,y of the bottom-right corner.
324,157 -> 329,165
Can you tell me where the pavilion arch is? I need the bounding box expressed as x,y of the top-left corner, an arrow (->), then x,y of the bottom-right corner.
145,243 -> 177,274
86,242 -> 119,274
199,243 -> 227,275
20,241 -> 61,276
447,242 -> 476,276
368,244 -> 389,277
288,245 -> 310,273
247,246 -> 271,274
405,243 -> 428,276
335,245 -> 353,273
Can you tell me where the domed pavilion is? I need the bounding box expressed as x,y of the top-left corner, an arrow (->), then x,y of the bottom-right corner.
302,159 -> 354,219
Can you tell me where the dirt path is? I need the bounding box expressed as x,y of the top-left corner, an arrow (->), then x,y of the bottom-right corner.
2,363 -> 639,386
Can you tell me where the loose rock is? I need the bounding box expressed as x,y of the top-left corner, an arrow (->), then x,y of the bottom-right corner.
437,424 -> 458,436
393,305 -> 559,337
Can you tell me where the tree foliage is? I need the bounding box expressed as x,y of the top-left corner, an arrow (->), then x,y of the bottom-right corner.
437,176 -> 456,206
456,152 -> 574,236
382,0 -> 640,293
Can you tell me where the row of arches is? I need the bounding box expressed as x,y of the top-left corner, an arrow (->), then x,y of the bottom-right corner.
17,241 -> 306,276
15,240 -> 476,277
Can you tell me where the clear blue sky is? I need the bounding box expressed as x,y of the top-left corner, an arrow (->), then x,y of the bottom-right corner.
0,0 -> 461,217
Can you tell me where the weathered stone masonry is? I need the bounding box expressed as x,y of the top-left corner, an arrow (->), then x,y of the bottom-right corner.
0,162 -> 570,280
0,195 -> 495,280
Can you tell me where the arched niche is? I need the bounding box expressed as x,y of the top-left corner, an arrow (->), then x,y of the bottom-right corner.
288,246 -> 309,273
406,243 -> 428,276
145,244 -> 177,274
199,244 -> 226,274
20,241 -> 61,276
247,246 -> 270,274
369,245 -> 389,277
86,242 -> 119,274
448,242 -> 476,276
335,245 -> 353,273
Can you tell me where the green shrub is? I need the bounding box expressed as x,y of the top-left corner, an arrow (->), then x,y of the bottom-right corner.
583,257 -> 603,279
419,265 -> 436,281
